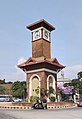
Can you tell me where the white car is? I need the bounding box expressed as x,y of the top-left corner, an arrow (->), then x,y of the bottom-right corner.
14,98 -> 22,102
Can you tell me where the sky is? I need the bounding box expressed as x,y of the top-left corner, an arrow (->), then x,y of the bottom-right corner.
0,0 -> 82,82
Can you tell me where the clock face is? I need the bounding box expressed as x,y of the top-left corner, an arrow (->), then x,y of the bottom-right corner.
44,30 -> 48,39
32,28 -> 50,41
34,30 -> 40,39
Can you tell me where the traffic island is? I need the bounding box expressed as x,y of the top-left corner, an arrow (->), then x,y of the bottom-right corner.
47,102 -> 76,109
0,102 -> 32,110
0,102 -> 76,110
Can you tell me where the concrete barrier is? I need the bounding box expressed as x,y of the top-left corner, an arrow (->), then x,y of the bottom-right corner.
0,102 -> 76,110
0,102 -> 32,110
47,102 -> 76,109
0,105 -> 31,110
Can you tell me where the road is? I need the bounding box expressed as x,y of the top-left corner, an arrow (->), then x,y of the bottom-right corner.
0,107 -> 82,119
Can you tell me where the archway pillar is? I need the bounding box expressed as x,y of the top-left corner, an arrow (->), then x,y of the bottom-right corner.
55,74 -> 58,102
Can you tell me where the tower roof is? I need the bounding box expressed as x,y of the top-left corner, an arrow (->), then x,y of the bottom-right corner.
26,19 -> 55,31
18,57 -> 65,72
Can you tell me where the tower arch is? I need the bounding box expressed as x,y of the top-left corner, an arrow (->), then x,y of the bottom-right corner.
47,75 -> 56,91
29,74 -> 40,99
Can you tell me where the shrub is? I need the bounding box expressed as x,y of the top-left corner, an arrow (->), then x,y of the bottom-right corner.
49,96 -> 55,102
30,96 -> 38,104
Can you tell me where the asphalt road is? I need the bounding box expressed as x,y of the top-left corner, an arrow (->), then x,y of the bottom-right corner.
0,107 -> 82,119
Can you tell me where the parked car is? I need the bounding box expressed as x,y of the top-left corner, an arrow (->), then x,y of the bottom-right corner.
5,100 -> 14,102
14,98 -> 22,102
0,95 -> 13,102
77,99 -> 82,107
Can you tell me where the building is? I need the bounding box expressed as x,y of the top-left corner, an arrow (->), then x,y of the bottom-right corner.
57,78 -> 71,84
18,19 -> 65,102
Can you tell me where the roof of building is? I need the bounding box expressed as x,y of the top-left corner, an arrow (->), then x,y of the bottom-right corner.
17,56 -> 65,71
26,19 -> 55,31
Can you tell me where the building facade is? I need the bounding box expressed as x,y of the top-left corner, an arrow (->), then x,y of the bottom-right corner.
18,19 -> 65,102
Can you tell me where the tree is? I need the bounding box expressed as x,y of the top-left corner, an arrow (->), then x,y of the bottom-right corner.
0,86 -> 6,94
11,81 -> 26,99
77,71 -> 82,79
71,79 -> 80,89
64,83 -> 72,87
20,81 -> 27,99
6,81 -> 12,84
11,81 -> 21,98
64,79 -> 79,93
0,79 -> 5,84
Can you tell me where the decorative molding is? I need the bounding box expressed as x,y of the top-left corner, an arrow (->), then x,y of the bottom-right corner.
26,68 -> 57,74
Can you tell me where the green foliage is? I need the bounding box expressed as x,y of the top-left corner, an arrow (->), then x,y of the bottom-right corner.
30,96 -> 38,104
64,79 -> 80,92
71,79 -> 80,87
49,96 -> 55,102
71,79 -> 80,94
48,86 -> 55,95
63,78 -> 82,99
35,86 -> 39,95
58,88 -> 68,101
35,86 -> 55,100
64,83 -> 72,87
6,81 -> 12,84
0,86 -> 6,94
0,79 -> 13,84
0,79 -> 5,84
77,71 -> 82,79
20,81 -> 27,99
11,81 -> 26,99
64,71 -> 82,93
61,93 -> 68,101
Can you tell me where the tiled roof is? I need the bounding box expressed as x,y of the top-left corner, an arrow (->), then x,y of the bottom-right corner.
17,56 -> 65,69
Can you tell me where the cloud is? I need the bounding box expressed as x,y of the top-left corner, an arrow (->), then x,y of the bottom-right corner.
17,57 -> 26,65
58,65 -> 82,79
3,57 -> 26,82
11,57 -> 26,82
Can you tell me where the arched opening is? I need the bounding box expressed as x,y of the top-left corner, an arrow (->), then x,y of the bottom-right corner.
49,76 -> 53,87
47,75 -> 56,102
31,76 -> 39,96
29,74 -> 40,99
47,75 -> 55,91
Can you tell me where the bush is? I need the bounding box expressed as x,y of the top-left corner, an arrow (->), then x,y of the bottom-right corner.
61,93 -> 68,101
30,96 -> 38,104
49,96 -> 55,102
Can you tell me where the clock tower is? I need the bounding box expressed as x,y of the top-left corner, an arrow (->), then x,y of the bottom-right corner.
18,19 -> 65,102
27,19 -> 55,58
